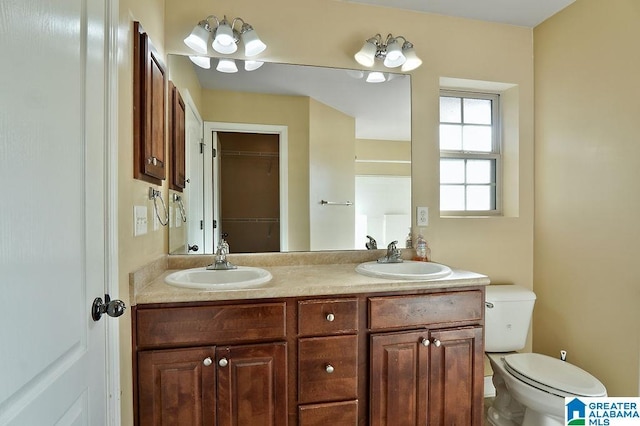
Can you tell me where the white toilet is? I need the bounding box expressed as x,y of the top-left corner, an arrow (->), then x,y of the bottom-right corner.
485,284 -> 607,426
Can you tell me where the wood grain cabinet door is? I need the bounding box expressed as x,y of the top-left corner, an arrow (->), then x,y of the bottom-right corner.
428,326 -> 484,426
216,342 -> 288,426
370,330 -> 430,426
137,346 -> 216,426
133,22 -> 165,184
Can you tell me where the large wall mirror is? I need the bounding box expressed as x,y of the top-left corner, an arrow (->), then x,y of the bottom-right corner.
167,55 -> 412,254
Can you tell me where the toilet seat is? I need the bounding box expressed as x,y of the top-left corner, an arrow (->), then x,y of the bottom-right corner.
503,353 -> 607,398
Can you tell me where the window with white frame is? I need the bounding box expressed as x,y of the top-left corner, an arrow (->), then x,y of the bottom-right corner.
439,90 -> 501,214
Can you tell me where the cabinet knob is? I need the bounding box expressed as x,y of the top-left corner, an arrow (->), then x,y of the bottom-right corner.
421,338 -> 430,347
433,339 -> 442,348
326,313 -> 335,322
203,357 -> 213,367
325,364 -> 335,374
147,156 -> 158,166
218,357 -> 229,367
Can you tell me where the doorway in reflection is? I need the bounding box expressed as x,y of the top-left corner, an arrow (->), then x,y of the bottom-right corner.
217,132 -> 280,253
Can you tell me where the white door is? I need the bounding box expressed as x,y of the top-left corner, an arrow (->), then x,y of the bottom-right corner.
185,98 -> 204,253
0,0 -> 112,424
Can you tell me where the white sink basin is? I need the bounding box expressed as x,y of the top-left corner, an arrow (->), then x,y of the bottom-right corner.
164,266 -> 272,290
355,260 -> 452,280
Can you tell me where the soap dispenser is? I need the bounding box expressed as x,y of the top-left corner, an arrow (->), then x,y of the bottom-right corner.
405,229 -> 413,248
413,234 -> 431,262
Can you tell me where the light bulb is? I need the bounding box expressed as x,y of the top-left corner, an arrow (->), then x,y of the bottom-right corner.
383,39 -> 406,68
354,40 -> 377,67
216,58 -> 238,73
241,26 -> 267,57
189,55 -> 211,69
400,45 -> 422,72
212,19 -> 237,54
184,22 -> 209,54
244,60 -> 264,71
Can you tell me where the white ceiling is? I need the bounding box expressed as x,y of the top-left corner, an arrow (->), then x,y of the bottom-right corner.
340,0 -> 576,27
193,61 -> 412,141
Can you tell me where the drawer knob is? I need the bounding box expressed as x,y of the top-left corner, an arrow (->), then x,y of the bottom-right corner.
326,313 -> 335,322
218,357 -> 229,367
203,357 -> 213,367
325,364 -> 335,374
421,338 -> 430,347
433,339 -> 442,348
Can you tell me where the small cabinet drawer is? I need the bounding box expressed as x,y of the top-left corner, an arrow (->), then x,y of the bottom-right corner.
298,298 -> 358,336
298,400 -> 358,426
368,290 -> 483,330
298,335 -> 358,403
136,302 -> 286,349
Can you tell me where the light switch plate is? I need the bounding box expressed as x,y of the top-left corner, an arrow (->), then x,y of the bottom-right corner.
417,206 -> 429,226
134,206 -> 148,236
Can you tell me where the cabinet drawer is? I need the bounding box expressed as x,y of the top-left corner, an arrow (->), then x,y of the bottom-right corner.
298,335 -> 358,403
298,400 -> 358,426
136,302 -> 286,349
298,298 -> 358,336
368,290 -> 483,330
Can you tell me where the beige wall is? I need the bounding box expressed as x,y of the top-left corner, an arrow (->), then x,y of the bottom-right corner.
356,139 -> 411,176
533,0 -> 640,396
309,99 -> 356,250
117,0 -> 167,423
201,89 -> 311,250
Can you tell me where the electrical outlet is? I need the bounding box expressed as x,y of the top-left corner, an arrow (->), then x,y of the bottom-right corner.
134,206 -> 148,236
417,206 -> 429,226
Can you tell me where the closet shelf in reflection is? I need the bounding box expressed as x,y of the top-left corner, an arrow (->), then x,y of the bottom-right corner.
223,218 -> 280,223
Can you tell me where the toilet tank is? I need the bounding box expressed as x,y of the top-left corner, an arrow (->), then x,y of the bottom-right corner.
485,284 -> 536,352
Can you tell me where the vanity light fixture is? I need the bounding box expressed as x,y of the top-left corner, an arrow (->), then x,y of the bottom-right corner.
188,55 -> 264,72
184,15 -> 267,57
354,33 -> 422,72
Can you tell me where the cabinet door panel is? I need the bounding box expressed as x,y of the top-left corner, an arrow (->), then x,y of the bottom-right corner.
138,347 -> 215,426
216,342 -> 287,426
298,335 -> 358,403
298,400 -> 358,426
428,326 -> 483,426
370,330 -> 429,426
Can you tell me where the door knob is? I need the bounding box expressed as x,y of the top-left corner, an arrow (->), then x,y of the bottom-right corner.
433,339 -> 442,347
218,358 -> 229,367
203,357 -> 213,366
91,294 -> 126,321
421,338 -> 430,347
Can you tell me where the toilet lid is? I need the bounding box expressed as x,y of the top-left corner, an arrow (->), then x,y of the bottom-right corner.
503,353 -> 607,397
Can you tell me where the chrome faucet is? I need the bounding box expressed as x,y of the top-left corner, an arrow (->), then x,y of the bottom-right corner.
377,240 -> 403,263
206,238 -> 237,270
365,235 -> 378,250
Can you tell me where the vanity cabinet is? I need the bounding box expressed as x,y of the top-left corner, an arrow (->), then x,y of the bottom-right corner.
369,292 -> 484,426
134,302 -> 288,425
297,298 -> 359,425
133,287 -> 484,426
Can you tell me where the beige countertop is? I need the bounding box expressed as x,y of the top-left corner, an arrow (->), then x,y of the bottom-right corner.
132,256 -> 490,305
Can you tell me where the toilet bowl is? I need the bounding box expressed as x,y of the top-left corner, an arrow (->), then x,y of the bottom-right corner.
484,285 -> 607,426
486,352 -> 607,426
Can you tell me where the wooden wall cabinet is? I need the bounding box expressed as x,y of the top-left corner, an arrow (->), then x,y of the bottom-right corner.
133,288 -> 484,425
133,22 -> 165,184
169,81 -> 186,191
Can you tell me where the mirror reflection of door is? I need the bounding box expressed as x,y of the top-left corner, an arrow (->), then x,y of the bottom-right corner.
217,132 -> 280,253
